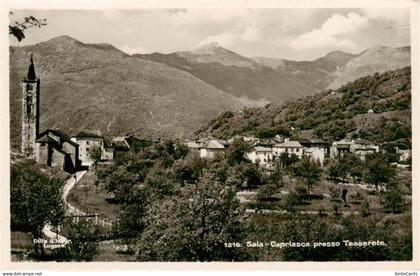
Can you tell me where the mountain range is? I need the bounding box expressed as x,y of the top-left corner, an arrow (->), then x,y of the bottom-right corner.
138,42 -> 410,102
10,35 -> 411,146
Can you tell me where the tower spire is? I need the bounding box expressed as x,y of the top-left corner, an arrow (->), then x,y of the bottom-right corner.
26,53 -> 36,81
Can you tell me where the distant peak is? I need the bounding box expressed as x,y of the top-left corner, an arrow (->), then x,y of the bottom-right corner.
193,41 -> 228,54
198,41 -> 221,49
45,35 -> 83,45
315,50 -> 355,63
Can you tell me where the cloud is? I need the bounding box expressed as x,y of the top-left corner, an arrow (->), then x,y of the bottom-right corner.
199,32 -> 237,48
290,12 -> 370,50
241,27 -> 260,42
168,9 -> 250,26
361,8 -> 409,25
118,45 -> 150,55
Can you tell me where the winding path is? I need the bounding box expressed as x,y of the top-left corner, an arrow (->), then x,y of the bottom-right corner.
42,166 -> 91,246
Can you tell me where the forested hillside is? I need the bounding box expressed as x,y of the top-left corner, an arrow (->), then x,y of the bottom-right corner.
196,67 -> 411,148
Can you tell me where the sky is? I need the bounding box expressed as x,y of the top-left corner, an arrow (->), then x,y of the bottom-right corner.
9,8 -> 410,61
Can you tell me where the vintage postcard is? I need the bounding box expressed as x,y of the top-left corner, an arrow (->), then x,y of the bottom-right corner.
0,0 -> 419,272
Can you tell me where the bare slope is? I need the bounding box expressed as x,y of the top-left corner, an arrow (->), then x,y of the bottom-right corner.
328,46 -> 411,89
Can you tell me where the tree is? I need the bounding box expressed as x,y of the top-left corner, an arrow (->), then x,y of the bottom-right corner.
326,155 -> 349,183
9,13 -> 47,42
11,160 -> 65,255
137,177 -> 245,261
143,166 -> 178,201
266,159 -> 283,187
364,153 -> 396,190
89,145 -> 102,170
226,138 -> 251,165
279,152 -> 299,169
103,166 -> 137,203
173,152 -> 205,185
293,157 -> 322,194
116,190 -> 148,250
64,220 -> 100,261
380,183 -> 405,214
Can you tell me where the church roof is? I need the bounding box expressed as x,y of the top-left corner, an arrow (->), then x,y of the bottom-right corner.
26,54 -> 37,81
36,129 -> 79,147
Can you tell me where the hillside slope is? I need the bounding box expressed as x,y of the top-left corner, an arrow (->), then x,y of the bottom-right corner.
196,67 -> 411,147
9,36 -> 246,148
255,51 -> 356,92
327,46 -> 411,89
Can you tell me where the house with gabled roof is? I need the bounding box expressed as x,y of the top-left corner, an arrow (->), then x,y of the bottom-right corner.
350,139 -> 379,160
199,139 -> 226,159
71,131 -> 103,163
330,139 -> 353,158
246,146 -> 273,168
330,138 -> 379,160
272,138 -> 304,159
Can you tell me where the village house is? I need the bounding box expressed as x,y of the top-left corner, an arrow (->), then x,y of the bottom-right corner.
272,139 -> 304,159
71,132 -> 103,163
350,139 -> 379,160
35,129 -> 80,173
101,138 -> 114,161
299,138 -> 329,164
330,139 -> 353,158
246,146 -> 273,168
303,147 -> 325,165
300,138 -> 328,155
330,139 -> 379,159
199,139 -> 226,159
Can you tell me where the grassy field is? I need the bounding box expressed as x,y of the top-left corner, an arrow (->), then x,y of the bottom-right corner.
67,166 -> 120,221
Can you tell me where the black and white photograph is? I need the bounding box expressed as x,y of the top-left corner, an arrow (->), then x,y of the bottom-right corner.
2,0 -> 419,270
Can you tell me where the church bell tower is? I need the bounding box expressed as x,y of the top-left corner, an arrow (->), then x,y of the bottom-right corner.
21,54 -> 40,159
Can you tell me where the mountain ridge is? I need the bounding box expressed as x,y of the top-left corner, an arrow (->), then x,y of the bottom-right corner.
138,43 -> 410,102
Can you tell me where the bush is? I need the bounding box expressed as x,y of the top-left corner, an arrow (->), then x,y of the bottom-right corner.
256,184 -> 279,202
381,187 -> 405,214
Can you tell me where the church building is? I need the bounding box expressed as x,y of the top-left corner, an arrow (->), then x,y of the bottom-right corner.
21,55 -> 81,173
